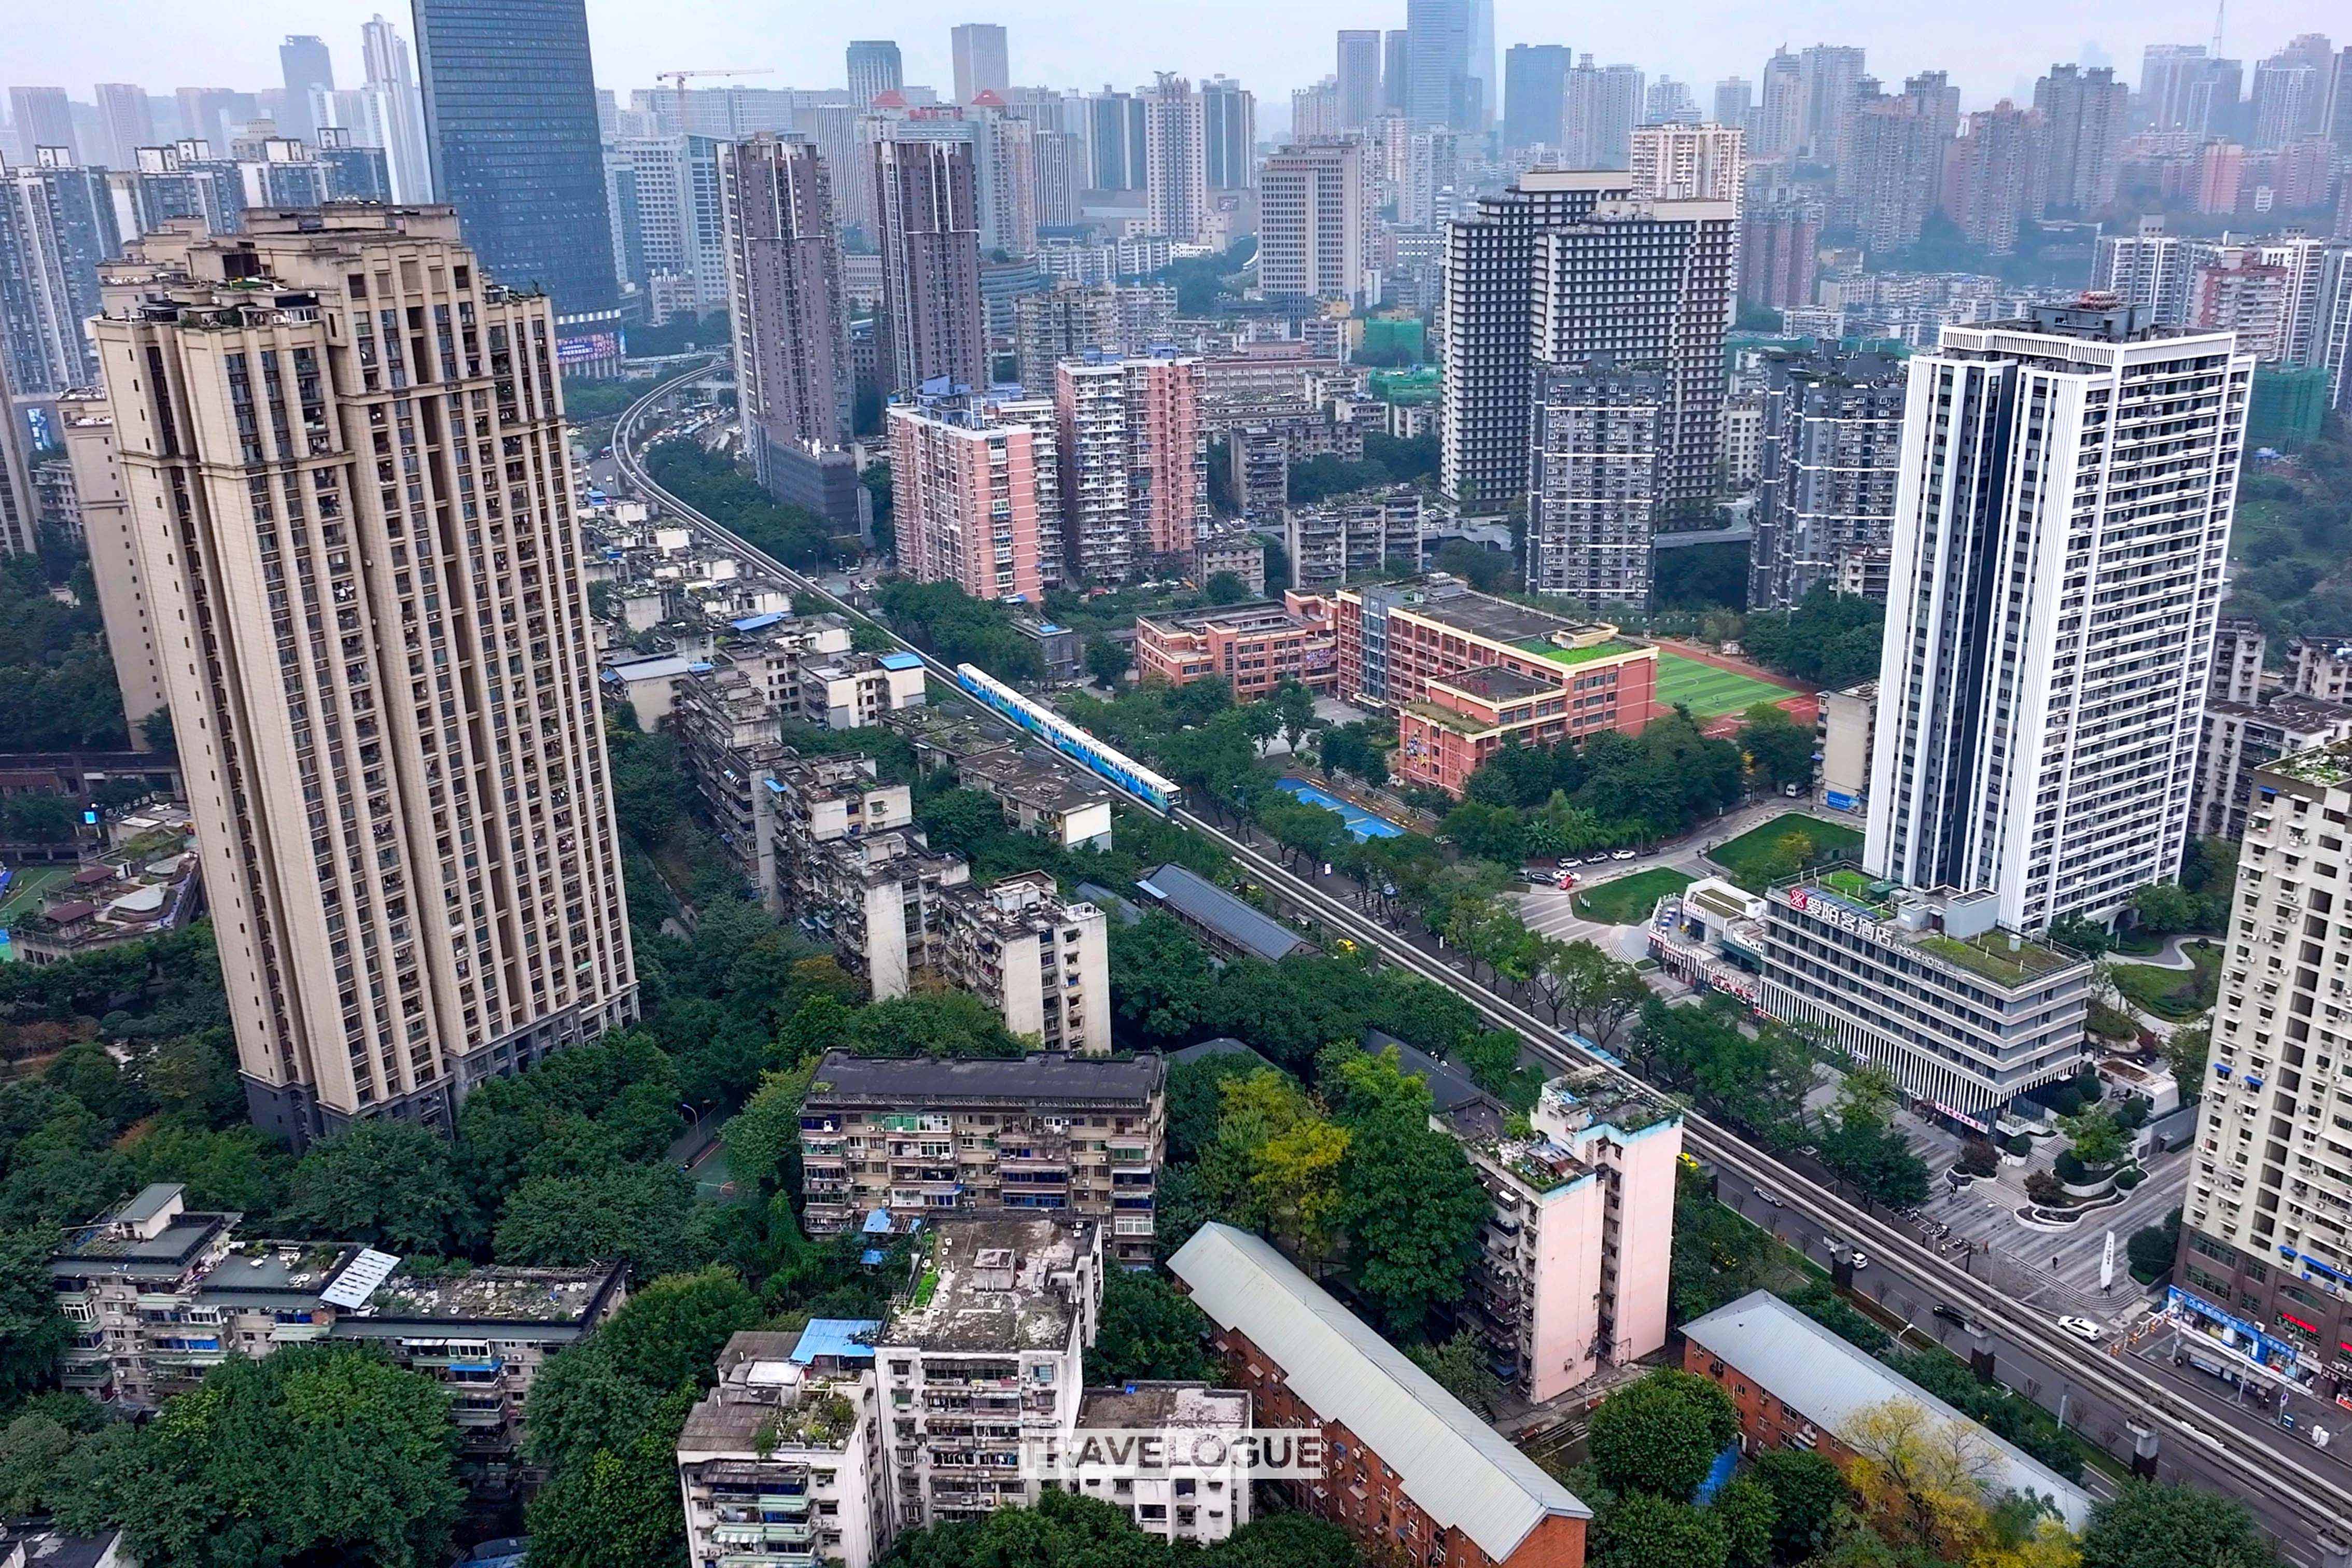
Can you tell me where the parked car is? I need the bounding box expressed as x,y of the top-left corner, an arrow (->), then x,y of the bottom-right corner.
2057,1314 -> 2104,1342
1933,1303 -> 1971,1328
1612,849 -> 1637,861
1753,1188 -> 1785,1208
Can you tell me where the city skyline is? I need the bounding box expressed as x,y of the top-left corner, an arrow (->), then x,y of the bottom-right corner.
12,0 -> 2347,123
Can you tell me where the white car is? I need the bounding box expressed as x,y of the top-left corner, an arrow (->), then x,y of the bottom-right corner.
1849,1251 -> 1869,1270
1754,1189 -> 1785,1208
2056,1315 -> 2104,1342
1612,849 -> 1637,861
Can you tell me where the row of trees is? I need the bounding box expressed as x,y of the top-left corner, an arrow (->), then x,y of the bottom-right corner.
642,438 -> 848,570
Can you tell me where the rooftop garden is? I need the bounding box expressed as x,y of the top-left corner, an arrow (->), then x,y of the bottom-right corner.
1911,928 -> 2075,986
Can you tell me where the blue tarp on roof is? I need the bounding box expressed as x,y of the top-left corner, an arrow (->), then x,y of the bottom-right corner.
731,612 -> 786,633
862,1209 -> 895,1234
877,651 -> 926,670
790,1318 -> 883,1366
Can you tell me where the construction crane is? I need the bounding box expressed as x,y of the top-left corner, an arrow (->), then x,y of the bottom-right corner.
654,68 -> 777,138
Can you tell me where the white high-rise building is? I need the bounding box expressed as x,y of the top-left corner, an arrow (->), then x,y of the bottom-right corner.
360,13 -> 433,202
2175,740 -> 2352,1366
88,207 -> 638,1143
1864,299 -> 2252,933
1256,140 -> 1365,304
1143,74 -> 1207,243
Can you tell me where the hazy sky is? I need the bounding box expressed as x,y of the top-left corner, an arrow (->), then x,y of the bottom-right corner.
13,0 -> 2343,115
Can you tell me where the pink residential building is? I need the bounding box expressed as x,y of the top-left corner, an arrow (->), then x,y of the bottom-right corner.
1447,1066 -> 1684,1405
888,390 -> 1061,603
1054,352 -> 1208,585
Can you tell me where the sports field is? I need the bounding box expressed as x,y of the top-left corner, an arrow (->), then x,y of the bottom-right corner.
1654,651 -> 1800,719
0,866 -> 68,926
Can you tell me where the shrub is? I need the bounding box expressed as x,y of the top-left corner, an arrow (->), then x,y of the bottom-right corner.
2116,1167 -> 2146,1191
1958,1141 -> 1998,1178
2024,1170 -> 2063,1205
2004,1134 -> 2033,1157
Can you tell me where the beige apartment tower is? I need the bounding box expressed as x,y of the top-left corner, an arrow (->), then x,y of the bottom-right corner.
88,206 -> 637,1145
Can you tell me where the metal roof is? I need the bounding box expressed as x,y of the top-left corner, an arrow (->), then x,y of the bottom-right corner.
1169,1223 -> 1590,1560
804,1049 -> 1164,1107
1135,863 -> 1308,963
1681,1291 -> 2093,1530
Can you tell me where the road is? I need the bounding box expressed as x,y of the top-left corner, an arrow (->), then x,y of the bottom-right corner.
607,370 -> 2352,1564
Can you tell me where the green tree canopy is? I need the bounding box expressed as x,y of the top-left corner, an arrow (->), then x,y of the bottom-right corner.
1092,1269 -> 1215,1383
279,1122 -> 481,1256
1587,1367 -> 1741,1501
2078,1481 -> 2281,1568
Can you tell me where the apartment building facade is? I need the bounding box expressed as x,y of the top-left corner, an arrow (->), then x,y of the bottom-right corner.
1745,345 -> 1908,612
51,1184 -> 624,1496
2175,743 -> 2352,1387
1054,353 -> 1208,585
2191,695 -> 2352,842
1257,140 -> 1366,304
797,1053 -> 1163,1262
1283,485 -> 1425,590
934,871 -> 1112,1056
889,388 -> 1061,603
88,207 -> 636,1144
1864,300 -> 2251,932
1525,359 -> 1666,605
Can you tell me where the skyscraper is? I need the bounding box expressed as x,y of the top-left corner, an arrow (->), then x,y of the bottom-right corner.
1526,194 -> 1735,521
279,35 -> 335,140
1384,31 -> 1411,114
1755,49 -> 1802,160
1405,0 -> 1471,128
1563,57 -> 1642,169
1084,88 -> 1145,191
1942,102 -> 2046,255
1338,31 -> 1385,130
1199,77 -> 1254,192
1257,139 -> 1365,304
2175,739 -> 2352,1364
0,148 -> 119,395
9,88 -> 77,161
1466,0 -> 1496,131
412,0 -> 620,318
92,86 -> 156,170
1713,78 -> 1754,133
874,137 -> 986,394
1055,353 -> 1206,582
0,353 -> 34,555
723,134 -> 851,507
1797,44 -> 1867,163
1745,345 -> 1907,610
1503,45 -> 1570,151
1527,359 -> 1665,604
1142,74 -> 1207,243
1865,300 -> 2251,932
1738,202 -> 1819,310
2033,63 -> 2129,213
88,206 -> 638,1142
362,13 -> 434,202
890,387 -> 1060,600
951,24 -> 1011,105
846,41 -> 904,110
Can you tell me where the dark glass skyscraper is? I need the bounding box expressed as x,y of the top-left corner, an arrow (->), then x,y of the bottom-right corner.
411,0 -> 619,314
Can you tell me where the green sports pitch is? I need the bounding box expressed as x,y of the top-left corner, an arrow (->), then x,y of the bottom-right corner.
1652,652 -> 1799,719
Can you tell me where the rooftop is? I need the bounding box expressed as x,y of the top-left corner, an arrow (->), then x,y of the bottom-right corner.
884,1216 -> 1096,1352
2269,738 -> 2352,790
1774,867 -> 2082,987
1078,1381 -> 1250,1431
1407,588 -> 1580,646
804,1049 -> 1163,1107
1539,1065 -> 1680,1141
1532,637 -> 1649,667
1170,1223 -> 1589,1561
1141,599 -> 1317,637
1135,863 -> 1309,963
958,748 -> 1115,815
1434,665 -> 1559,703
1683,1290 -> 2093,1529
354,1264 -> 619,1324
679,1331 -> 868,1454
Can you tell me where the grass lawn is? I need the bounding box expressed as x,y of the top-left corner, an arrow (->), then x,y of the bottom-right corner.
2113,944 -> 2221,1021
1707,813 -> 1866,890
1654,652 -> 1798,719
0,866 -> 68,926
1572,867 -> 1692,925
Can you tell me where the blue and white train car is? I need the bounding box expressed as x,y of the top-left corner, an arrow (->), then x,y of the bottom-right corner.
953,663 -> 1185,814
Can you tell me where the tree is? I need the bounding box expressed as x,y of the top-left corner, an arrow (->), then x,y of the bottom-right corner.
1317,720 -> 1389,786
2126,1209 -> 2182,1281
54,1343 -> 463,1568
1271,680 -> 1320,753
523,1391 -> 695,1568
1407,1333 -> 1502,1417
522,1344 -> 662,1476
2060,1108 -> 2126,1171
1588,1368 -> 1741,1501
2078,1481 -> 2280,1568
1751,1448 -> 1853,1564
1711,1474 -> 1779,1568
1093,1269 -> 1214,1382
279,1121 -> 480,1256
1109,913 -> 1220,1041
1546,941 -> 1650,1046
1740,707 -> 1816,791
2162,1021 -> 2209,1089
493,1165 -> 697,1278
2046,914 -> 2112,959
1592,1493 -> 1731,1568
1085,636 -> 1132,687
722,1061 -> 818,1198
1335,1117 -> 1491,1334
593,1268 -> 767,1392
0,1229 -> 69,1402
1840,1397 -> 2005,1557
2126,883 -> 2200,936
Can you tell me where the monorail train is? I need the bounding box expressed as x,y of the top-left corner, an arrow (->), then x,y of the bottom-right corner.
951,663 -> 1185,815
